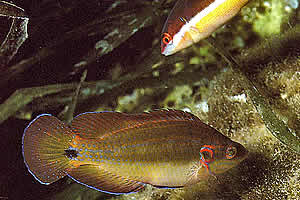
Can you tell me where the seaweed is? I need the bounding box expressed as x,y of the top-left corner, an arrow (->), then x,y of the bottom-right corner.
0,1 -> 28,69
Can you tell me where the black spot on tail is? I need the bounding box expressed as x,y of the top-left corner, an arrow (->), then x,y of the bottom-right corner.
64,149 -> 78,159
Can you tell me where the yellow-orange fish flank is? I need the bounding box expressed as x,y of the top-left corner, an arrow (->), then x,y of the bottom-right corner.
161,0 -> 249,55
22,110 -> 248,194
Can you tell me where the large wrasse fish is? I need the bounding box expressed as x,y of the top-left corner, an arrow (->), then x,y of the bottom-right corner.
22,110 -> 248,194
161,0 -> 250,56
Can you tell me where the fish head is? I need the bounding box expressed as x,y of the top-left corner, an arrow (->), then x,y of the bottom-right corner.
161,31 -> 174,56
160,0 -> 196,56
160,0 -> 220,56
198,141 -> 248,176
161,30 -> 194,56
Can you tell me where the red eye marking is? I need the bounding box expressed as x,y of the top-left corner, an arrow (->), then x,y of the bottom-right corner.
199,145 -> 215,174
162,32 -> 172,45
225,146 -> 237,159
200,145 -> 215,163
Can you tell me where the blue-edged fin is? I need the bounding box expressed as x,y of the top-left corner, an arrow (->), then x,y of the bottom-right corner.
70,110 -> 201,139
70,112 -> 130,139
22,114 -> 74,184
68,164 -> 145,194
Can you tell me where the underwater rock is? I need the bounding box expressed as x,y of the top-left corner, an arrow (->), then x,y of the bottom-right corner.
257,58 -> 300,133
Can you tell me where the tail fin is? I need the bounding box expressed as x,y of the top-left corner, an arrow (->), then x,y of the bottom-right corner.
22,114 -> 74,184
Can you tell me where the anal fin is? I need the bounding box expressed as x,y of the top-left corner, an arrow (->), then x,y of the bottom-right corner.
67,164 -> 145,194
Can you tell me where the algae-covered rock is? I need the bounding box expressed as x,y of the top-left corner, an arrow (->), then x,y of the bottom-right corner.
198,64 -> 299,200
257,58 -> 300,132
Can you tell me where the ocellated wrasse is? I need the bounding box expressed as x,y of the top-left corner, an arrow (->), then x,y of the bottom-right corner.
22,110 -> 248,194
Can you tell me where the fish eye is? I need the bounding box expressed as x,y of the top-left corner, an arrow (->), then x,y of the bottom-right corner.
225,146 -> 237,159
162,33 -> 172,45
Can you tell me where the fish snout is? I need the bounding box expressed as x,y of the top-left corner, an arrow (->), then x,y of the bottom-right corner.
232,142 -> 248,162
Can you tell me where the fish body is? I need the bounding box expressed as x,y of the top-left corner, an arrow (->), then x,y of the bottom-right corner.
161,0 -> 249,55
22,110 -> 248,194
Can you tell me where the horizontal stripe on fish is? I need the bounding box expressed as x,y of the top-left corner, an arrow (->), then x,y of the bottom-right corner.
23,110 -> 248,194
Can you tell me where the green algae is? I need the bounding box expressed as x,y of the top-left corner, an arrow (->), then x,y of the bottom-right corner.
162,85 -> 193,108
253,0 -> 287,37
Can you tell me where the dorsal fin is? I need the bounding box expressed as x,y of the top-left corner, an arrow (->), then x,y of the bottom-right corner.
70,110 -> 200,139
162,0 -> 214,37
71,111 -> 131,139
67,164 -> 144,194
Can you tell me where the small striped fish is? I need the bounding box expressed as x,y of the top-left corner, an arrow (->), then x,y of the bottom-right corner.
22,110 -> 248,194
161,0 -> 249,55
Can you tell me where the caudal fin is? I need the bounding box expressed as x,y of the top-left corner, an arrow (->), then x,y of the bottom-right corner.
22,114 -> 74,184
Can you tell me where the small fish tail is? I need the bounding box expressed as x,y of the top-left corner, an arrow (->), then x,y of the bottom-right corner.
22,114 -> 74,184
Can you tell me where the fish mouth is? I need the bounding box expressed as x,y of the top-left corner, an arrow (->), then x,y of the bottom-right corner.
161,43 -> 176,56
237,143 -> 249,161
